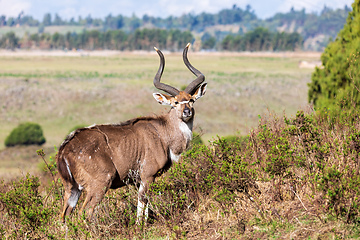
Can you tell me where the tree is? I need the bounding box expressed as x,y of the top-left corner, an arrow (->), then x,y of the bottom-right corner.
308,0 -> 360,116
53,13 -> 63,25
6,17 -> 15,26
201,32 -> 216,50
0,32 -> 19,50
43,13 -> 52,26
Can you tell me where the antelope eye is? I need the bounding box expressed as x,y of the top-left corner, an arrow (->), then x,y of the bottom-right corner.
174,101 -> 179,105
189,99 -> 195,103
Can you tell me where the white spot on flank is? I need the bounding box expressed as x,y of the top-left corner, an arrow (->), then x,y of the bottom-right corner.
179,121 -> 192,141
64,157 -> 73,179
78,184 -> 83,191
86,124 -> 97,129
170,149 -> 181,163
140,159 -> 147,170
78,156 -> 80,159
89,156 -> 91,159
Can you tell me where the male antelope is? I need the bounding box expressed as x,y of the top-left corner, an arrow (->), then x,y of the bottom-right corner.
56,43 -> 207,223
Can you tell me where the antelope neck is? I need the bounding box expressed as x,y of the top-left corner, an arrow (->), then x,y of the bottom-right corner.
167,108 -> 193,144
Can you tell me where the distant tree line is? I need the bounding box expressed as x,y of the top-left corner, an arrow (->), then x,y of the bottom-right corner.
221,27 -> 302,51
0,27 -> 302,51
0,4 -> 349,51
0,4 -> 350,43
0,29 -> 193,51
0,5 -> 256,32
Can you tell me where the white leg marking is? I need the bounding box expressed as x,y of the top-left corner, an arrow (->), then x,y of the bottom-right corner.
68,188 -> 81,208
170,149 -> 181,163
137,184 -> 145,219
136,183 -> 149,222
137,198 -> 145,219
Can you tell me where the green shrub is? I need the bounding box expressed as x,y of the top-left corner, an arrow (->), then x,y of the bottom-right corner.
0,174 -> 54,231
148,136 -> 258,231
308,0 -> 360,117
191,131 -> 203,145
223,135 -> 249,146
5,122 -> 46,147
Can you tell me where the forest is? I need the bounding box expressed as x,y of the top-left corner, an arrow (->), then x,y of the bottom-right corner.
0,4 -> 351,51
0,27 -> 303,51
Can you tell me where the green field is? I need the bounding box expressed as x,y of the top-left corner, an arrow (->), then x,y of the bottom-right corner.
0,51 -> 318,176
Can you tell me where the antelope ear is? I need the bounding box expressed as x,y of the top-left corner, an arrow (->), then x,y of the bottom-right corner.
153,93 -> 173,106
192,82 -> 207,101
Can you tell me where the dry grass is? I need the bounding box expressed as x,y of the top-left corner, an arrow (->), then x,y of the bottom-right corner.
0,146 -> 54,181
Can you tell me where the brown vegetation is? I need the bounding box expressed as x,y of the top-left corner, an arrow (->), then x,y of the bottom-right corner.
0,109 -> 359,239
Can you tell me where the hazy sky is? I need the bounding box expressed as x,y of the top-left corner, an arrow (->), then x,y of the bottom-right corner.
0,0 -> 354,21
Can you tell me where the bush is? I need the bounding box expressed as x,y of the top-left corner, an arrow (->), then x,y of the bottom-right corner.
308,0 -> 360,117
223,135 -> 249,146
5,122 -> 46,147
191,131 -> 203,145
0,174 -> 55,235
148,136 -> 258,235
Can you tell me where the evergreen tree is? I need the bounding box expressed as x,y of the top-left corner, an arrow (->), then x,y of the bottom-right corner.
42,13 -> 52,26
308,0 -> 360,115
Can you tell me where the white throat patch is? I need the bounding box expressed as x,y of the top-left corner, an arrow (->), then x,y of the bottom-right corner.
179,121 -> 192,141
170,149 -> 181,162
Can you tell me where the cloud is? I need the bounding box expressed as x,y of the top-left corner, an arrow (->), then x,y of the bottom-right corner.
0,0 -> 31,18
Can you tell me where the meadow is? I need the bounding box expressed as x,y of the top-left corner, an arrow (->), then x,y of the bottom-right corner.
0,51 -> 317,178
0,50 -> 317,147
4,50 -> 354,239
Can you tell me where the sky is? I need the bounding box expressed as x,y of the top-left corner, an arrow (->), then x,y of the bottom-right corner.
0,0 -> 354,21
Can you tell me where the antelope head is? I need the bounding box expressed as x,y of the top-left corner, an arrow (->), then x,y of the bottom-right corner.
153,43 -> 207,123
